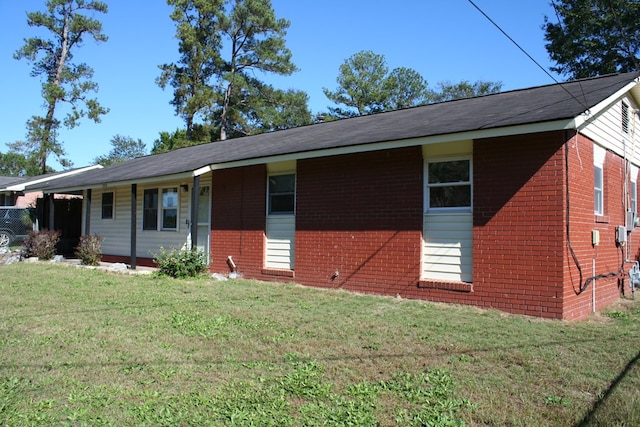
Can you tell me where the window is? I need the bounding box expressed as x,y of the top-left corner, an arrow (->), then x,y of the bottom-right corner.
594,165 -> 604,215
143,187 -> 179,230
268,174 -> 295,215
426,158 -> 472,211
622,101 -> 630,134
143,189 -> 158,230
161,188 -> 178,230
101,192 -> 114,219
594,145 -> 605,216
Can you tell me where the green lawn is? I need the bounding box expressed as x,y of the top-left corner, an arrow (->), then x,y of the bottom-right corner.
1,262 -> 639,426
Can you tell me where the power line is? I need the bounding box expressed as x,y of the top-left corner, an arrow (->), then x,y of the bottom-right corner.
466,0 -> 558,84
467,0 -> 589,109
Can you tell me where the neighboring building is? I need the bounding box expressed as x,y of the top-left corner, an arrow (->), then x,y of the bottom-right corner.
0,176 -> 27,206
0,166 -> 103,251
0,166 -> 103,208
30,72 -> 640,320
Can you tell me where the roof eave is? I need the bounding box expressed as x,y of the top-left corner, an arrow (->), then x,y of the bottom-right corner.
6,165 -> 104,192
34,171 -> 195,194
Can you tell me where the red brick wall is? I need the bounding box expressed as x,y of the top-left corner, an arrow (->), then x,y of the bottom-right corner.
562,133 -> 636,320
462,131 -> 566,318
210,165 -> 267,278
294,147 -> 424,295
205,131 -> 636,321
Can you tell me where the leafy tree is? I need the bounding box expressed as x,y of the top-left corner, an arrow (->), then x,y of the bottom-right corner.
323,50 -> 500,118
14,0 -> 109,174
93,135 -> 147,166
157,0 -> 223,140
151,127 -> 215,154
160,0 -> 307,144
322,50 -> 392,118
428,80 -> 503,103
384,67 -> 430,110
544,0 -> 640,78
0,149 -> 48,177
152,129 -> 188,154
214,78 -> 311,136
216,0 -> 301,140
250,85 -> 312,132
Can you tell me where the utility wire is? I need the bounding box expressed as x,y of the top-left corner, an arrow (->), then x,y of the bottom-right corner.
549,0 -> 589,109
467,0 -> 559,83
467,0 -> 589,110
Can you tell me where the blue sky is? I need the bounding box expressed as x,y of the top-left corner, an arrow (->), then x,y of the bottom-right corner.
0,0 -> 561,170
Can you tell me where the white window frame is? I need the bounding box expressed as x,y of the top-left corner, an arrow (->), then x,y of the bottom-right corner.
161,187 -> 179,231
594,166 -> 604,215
424,156 -> 472,214
101,191 -> 114,220
267,173 -> 296,216
594,145 -> 605,216
142,187 -> 179,231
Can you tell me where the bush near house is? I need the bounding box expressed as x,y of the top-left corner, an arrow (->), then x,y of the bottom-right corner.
75,234 -> 104,266
153,247 -> 207,278
20,230 -> 60,260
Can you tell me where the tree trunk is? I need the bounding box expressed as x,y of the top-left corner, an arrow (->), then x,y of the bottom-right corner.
40,2 -> 72,173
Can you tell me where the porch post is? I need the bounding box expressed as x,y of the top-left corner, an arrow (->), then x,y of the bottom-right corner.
47,193 -> 55,230
130,184 -> 137,270
84,189 -> 91,235
190,175 -> 200,250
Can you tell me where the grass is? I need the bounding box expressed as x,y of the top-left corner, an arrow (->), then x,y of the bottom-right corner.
0,263 -> 639,426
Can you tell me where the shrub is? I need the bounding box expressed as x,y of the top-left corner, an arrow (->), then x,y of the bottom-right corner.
75,234 -> 104,266
153,247 -> 207,278
21,230 -> 61,260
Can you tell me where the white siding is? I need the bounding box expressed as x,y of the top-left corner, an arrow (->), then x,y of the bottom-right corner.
582,95 -> 640,166
422,213 -> 472,282
265,215 -> 295,269
90,188 -> 136,256
88,178 -> 202,259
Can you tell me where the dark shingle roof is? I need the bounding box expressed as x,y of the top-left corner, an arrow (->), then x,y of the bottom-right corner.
0,176 -> 25,188
33,71 -> 640,192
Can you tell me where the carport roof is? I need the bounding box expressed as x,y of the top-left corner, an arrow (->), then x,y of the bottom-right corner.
0,176 -> 25,189
31,71 -> 640,192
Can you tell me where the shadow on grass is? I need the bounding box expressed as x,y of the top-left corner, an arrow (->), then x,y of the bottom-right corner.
575,349 -> 640,427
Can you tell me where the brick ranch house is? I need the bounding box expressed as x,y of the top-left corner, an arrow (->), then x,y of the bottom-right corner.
31,72 -> 640,321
